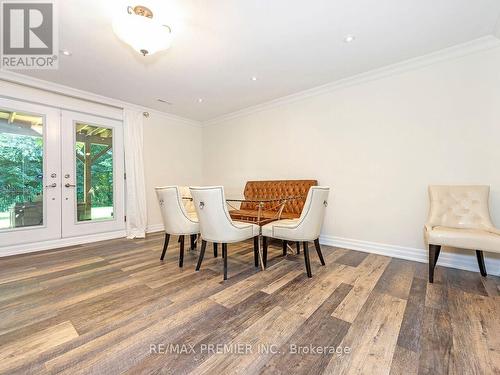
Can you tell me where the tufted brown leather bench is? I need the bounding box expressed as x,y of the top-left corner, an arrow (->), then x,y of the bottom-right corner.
229,180 -> 318,223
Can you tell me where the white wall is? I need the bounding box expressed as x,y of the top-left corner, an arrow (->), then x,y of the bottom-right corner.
202,45 -> 500,273
143,112 -> 203,231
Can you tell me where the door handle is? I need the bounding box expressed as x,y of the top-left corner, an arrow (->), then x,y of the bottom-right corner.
65,183 -> 76,188
45,183 -> 57,188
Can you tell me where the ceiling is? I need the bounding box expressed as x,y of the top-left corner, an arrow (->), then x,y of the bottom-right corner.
19,0 -> 500,121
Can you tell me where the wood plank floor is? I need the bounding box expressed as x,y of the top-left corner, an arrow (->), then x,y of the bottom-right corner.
0,233 -> 499,375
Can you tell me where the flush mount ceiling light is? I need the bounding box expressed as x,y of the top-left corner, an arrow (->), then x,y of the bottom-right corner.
113,5 -> 172,56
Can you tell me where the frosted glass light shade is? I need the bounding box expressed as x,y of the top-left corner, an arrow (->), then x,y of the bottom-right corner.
112,12 -> 172,56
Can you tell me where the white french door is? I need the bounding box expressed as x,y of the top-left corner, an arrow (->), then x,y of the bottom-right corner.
61,111 -> 124,238
0,98 -> 61,247
0,99 -> 125,249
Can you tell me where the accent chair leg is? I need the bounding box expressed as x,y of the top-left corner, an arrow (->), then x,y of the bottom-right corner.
196,240 -> 207,271
190,234 -> 197,250
253,236 -> 259,267
282,240 -> 287,256
160,233 -> 170,261
476,250 -> 487,276
213,242 -> 218,258
179,235 -> 185,268
222,243 -> 228,280
263,236 -> 268,268
434,246 -> 441,266
314,238 -> 326,266
296,242 -> 301,254
303,241 -> 312,278
428,244 -> 441,283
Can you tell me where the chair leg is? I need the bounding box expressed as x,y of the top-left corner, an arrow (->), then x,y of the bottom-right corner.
476,250 -> 487,277
314,238 -> 326,266
303,241 -> 312,278
213,242 -> 218,258
282,240 -> 287,256
160,233 -> 170,260
296,242 -> 301,254
428,244 -> 441,283
222,243 -> 228,280
263,236 -> 268,268
434,246 -> 441,266
196,240 -> 207,271
253,236 -> 259,267
179,235 -> 185,268
190,234 -> 197,250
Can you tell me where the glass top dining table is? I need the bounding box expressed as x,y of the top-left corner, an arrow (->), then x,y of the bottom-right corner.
228,195 -> 305,270
225,195 -> 304,225
183,195 -> 304,270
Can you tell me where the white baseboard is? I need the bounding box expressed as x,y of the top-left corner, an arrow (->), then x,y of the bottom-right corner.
146,223 -> 165,234
319,235 -> 500,276
8,224 -> 494,276
144,225 -> 500,276
0,230 -> 126,257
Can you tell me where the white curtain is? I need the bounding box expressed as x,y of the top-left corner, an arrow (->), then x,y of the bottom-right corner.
123,109 -> 147,238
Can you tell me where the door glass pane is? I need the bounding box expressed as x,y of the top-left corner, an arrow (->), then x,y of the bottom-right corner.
0,110 -> 44,230
75,123 -> 113,222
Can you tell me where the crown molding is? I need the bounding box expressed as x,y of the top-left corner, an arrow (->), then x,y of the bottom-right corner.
204,35 -> 500,127
2,34 -> 498,128
0,69 -> 202,127
141,107 -> 203,128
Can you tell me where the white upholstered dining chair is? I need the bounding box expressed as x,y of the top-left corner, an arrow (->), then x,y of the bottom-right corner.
425,185 -> 500,283
155,186 -> 200,267
190,186 -> 260,280
261,186 -> 330,277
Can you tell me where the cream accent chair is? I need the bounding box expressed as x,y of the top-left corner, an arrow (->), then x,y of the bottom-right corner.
155,186 -> 200,267
190,186 -> 260,280
261,186 -> 330,278
425,185 -> 500,283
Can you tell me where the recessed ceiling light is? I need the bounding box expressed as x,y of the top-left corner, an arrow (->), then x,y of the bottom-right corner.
343,34 -> 356,43
60,49 -> 72,56
251,76 -> 258,81
197,98 -> 203,103
157,98 -> 172,105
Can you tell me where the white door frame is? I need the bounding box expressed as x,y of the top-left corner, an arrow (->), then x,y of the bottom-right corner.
61,111 -> 125,238
0,98 -> 62,247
